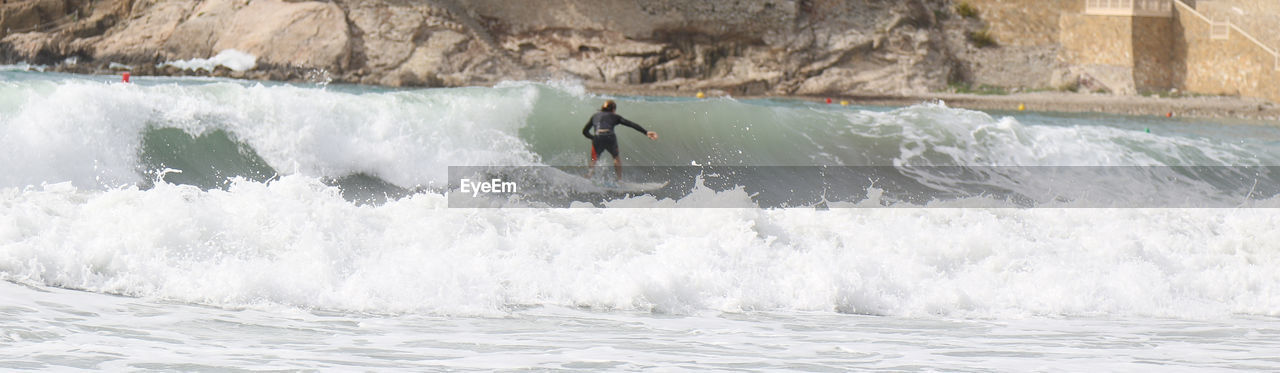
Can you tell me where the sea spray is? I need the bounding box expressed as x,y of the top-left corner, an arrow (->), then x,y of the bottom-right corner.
2,177 -> 1280,318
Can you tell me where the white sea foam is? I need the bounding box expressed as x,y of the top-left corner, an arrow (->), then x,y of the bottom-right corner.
2,177 -> 1278,319
5,280 -> 1276,371
0,63 -> 46,72
160,49 -> 258,72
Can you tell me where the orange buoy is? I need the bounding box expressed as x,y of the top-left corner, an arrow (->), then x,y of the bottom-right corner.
122,72 -> 131,83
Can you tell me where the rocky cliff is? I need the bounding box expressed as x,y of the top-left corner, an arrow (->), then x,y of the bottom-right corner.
1,0 -> 1000,96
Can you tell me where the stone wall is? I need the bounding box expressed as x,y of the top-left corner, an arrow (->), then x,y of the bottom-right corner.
1174,2 -> 1280,103
1056,1 -> 1267,96
1131,16 -> 1175,91
1059,12 -> 1151,94
979,0 -> 1279,102
962,0 -> 1078,46
1060,13 -> 1133,67
1194,0 -> 1280,52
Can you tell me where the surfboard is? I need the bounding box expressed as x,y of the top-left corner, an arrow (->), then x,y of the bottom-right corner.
534,167 -> 668,193
595,180 -> 669,193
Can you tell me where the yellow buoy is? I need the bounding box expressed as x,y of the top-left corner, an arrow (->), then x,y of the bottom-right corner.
1017,103 -> 1026,111
840,100 -> 849,106
696,91 -> 706,99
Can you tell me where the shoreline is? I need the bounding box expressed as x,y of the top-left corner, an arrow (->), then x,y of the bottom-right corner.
11,66 -> 1280,122
584,83 -> 1280,123
847,92 -> 1280,122
7,0 -> 1279,124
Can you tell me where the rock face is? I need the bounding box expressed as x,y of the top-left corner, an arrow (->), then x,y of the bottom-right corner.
163,0 -> 350,70
0,0 -> 1004,96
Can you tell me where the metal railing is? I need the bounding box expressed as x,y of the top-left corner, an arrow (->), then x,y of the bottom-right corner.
1085,0 -> 1173,16
1172,0 -> 1280,71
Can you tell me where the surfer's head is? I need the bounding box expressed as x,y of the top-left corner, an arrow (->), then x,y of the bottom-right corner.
601,100 -> 617,112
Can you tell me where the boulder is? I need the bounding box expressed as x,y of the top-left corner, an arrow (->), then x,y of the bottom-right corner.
164,0 -> 350,70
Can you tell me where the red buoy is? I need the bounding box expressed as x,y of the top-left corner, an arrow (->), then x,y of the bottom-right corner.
122,72 -> 131,83
825,98 -> 832,104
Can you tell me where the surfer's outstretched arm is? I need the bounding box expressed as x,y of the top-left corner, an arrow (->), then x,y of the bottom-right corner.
619,118 -> 658,140
618,118 -> 647,134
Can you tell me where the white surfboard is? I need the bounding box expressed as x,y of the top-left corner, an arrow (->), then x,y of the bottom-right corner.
534,167 -> 668,193
595,180 -> 669,193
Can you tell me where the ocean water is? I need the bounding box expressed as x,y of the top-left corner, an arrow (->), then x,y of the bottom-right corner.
2,69 -> 1280,371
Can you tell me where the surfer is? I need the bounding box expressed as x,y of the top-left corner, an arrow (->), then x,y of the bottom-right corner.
582,100 -> 658,181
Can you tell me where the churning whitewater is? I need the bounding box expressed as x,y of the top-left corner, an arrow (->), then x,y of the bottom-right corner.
1,70 -> 1279,322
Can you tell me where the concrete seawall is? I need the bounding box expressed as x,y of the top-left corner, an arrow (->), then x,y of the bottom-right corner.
1173,1 -> 1280,103
1053,0 -> 1278,103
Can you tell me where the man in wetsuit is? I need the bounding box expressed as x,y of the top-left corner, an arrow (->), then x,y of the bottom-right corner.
582,100 -> 659,181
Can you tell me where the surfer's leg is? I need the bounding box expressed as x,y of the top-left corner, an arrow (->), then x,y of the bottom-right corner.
613,157 -> 622,181
593,135 -> 620,180
601,137 -> 621,181
587,144 -> 599,178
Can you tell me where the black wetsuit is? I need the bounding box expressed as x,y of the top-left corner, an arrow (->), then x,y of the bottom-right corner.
582,111 -> 647,160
